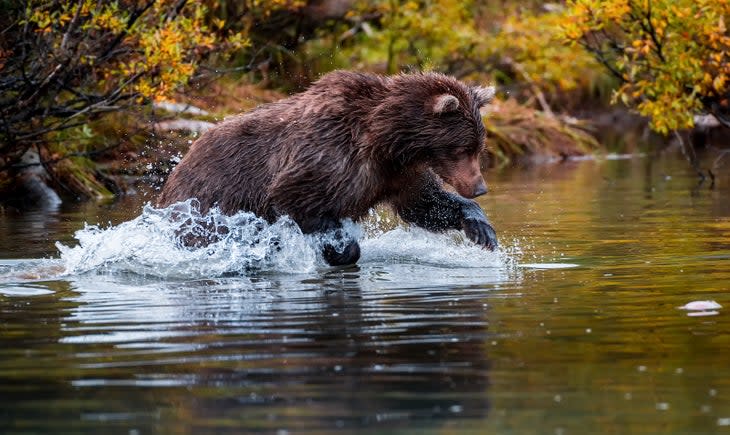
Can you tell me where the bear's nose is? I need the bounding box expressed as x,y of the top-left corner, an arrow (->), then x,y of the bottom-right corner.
473,180 -> 488,197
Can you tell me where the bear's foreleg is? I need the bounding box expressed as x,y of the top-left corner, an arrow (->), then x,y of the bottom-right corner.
298,216 -> 361,266
393,173 -> 498,250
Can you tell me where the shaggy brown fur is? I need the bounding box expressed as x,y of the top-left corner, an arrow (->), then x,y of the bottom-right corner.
157,71 -> 497,265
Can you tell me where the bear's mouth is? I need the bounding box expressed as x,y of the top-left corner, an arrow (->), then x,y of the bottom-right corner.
440,178 -> 487,199
440,172 -> 488,199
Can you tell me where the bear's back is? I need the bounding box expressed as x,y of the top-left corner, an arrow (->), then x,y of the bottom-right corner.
156,71 -> 388,218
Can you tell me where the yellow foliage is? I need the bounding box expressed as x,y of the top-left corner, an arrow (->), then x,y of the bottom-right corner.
337,1 -> 603,96
365,0 -> 479,74
485,7 -> 602,93
25,1 -> 251,104
563,0 -> 730,134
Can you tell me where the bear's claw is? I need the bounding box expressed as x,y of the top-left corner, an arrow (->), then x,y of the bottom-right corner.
463,217 -> 498,251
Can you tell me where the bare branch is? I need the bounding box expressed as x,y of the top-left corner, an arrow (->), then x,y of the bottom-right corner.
60,0 -> 83,51
98,0 -> 156,62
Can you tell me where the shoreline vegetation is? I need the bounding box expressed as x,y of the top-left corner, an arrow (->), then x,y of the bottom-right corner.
1,1 -> 728,209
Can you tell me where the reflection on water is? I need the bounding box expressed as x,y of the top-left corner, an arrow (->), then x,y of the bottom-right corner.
0,264 -> 504,433
1,152 -> 730,434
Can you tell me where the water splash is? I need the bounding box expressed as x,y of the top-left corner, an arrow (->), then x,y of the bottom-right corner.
361,227 -> 507,268
54,200 -> 511,279
57,200 -> 318,278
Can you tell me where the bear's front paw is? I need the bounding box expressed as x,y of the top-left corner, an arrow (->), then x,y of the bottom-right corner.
322,238 -> 361,266
463,217 -> 498,251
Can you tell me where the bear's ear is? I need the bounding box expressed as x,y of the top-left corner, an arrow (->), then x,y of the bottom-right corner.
431,94 -> 460,114
473,85 -> 495,108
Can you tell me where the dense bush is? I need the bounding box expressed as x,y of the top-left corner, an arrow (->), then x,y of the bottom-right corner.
0,1 -> 249,155
563,0 -> 730,134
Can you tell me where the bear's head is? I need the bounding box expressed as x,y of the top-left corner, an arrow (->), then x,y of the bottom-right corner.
423,85 -> 494,198
369,73 -> 494,199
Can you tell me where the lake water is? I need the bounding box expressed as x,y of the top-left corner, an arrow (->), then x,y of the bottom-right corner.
1,152 -> 729,434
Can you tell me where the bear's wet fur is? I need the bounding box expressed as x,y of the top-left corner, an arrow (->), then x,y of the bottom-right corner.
157,70 -> 498,265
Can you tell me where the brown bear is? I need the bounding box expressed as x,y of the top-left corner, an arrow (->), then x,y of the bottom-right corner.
157,71 -> 498,266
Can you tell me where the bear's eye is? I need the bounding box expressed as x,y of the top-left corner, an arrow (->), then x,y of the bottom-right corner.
453,147 -> 471,156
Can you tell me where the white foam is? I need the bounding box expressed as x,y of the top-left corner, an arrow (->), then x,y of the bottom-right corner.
57,200 -> 320,278
361,227 -> 505,269
55,200 -> 513,279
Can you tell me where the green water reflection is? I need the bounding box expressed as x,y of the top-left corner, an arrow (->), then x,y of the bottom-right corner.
480,155 -> 730,434
1,153 -> 729,434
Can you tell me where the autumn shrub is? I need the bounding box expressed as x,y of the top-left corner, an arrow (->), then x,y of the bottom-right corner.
562,0 -> 730,134
319,2 -> 606,99
0,0 -> 250,199
480,4 -> 612,108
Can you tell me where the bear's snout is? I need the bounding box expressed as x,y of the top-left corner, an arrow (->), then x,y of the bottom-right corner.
455,176 -> 487,199
472,179 -> 488,197
443,156 -> 488,199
